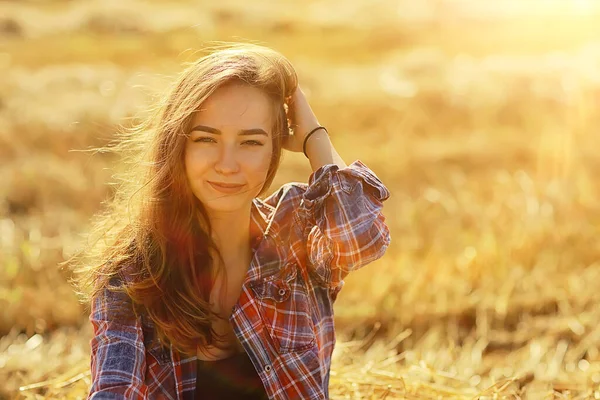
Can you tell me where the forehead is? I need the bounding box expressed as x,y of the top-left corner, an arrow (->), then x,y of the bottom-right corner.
192,83 -> 274,131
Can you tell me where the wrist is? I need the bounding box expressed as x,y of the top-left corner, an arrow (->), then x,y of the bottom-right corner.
303,127 -> 329,159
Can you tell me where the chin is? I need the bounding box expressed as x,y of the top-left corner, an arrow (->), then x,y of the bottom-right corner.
200,196 -> 250,212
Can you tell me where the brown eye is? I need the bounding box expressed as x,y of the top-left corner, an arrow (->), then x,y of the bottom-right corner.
193,137 -> 215,143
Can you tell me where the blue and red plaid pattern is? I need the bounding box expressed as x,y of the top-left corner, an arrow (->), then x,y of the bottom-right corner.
88,159 -> 391,400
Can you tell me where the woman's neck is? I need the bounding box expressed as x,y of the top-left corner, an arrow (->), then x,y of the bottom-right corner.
208,207 -> 252,264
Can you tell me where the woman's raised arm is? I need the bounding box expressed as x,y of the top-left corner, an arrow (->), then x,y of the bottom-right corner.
294,160 -> 391,289
282,85 -> 391,289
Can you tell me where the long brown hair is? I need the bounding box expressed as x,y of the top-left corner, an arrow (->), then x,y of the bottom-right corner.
66,43 -> 298,356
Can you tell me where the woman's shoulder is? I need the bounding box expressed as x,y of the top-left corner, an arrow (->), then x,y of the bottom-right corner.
90,259 -> 146,322
97,259 -> 142,292
261,182 -> 308,209
253,183 -> 309,240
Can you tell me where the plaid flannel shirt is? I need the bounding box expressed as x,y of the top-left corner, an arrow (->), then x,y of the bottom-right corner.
88,159 -> 391,400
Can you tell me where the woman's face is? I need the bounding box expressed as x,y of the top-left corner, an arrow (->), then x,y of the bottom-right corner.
184,83 -> 274,214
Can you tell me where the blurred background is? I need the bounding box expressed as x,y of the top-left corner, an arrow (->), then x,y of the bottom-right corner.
1,0 -> 600,398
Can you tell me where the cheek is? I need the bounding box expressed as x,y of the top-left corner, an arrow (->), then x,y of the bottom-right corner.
244,144 -> 272,167
184,147 -> 208,171
183,151 -> 192,178
257,146 -> 274,173
245,156 -> 270,179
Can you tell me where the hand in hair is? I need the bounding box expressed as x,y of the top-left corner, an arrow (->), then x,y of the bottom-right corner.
283,85 -> 322,153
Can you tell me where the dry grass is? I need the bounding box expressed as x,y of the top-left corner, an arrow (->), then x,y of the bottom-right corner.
2,0 -> 600,398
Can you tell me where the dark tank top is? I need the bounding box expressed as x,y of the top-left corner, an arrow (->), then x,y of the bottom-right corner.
195,350 -> 269,400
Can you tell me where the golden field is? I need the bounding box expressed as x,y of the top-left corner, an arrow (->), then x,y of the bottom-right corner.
1,0 -> 600,398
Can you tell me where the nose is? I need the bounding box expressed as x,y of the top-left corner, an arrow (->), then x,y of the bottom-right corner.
214,144 -> 240,175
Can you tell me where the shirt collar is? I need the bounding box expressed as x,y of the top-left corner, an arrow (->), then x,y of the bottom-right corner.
249,197 -> 276,251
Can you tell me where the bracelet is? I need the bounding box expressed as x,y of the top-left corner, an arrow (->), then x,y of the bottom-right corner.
302,126 -> 328,158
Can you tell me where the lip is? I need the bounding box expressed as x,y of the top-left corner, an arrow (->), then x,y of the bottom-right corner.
208,181 -> 245,194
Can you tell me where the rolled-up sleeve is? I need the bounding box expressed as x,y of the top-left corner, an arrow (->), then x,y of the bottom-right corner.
88,284 -> 148,399
295,159 -> 391,288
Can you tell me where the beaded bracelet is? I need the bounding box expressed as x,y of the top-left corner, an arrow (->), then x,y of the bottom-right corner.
302,126 -> 329,158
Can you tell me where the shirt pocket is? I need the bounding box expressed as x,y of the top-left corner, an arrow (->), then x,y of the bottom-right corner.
250,263 -> 316,354
141,321 -> 176,398
147,342 -> 172,366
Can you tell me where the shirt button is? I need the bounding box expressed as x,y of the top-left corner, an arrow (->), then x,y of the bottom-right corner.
278,289 -> 286,296
264,365 -> 272,373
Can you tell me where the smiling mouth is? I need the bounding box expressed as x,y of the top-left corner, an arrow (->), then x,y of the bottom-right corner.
208,181 -> 245,188
207,181 -> 246,194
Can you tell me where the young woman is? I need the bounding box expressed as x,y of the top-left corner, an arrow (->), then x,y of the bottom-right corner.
74,43 -> 391,400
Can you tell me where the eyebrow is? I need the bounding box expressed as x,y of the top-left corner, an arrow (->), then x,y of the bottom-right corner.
190,125 -> 269,137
